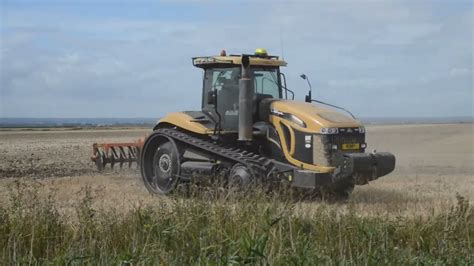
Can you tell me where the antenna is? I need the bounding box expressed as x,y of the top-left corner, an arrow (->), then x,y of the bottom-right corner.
279,27 -> 284,60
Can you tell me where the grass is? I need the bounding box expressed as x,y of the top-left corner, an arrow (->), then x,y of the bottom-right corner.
0,180 -> 472,265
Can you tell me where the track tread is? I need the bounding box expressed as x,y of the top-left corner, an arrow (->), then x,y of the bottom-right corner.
154,128 -> 275,180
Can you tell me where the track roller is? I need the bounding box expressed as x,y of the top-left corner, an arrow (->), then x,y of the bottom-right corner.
227,163 -> 254,189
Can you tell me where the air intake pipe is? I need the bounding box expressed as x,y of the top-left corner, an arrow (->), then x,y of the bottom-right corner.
238,55 -> 254,141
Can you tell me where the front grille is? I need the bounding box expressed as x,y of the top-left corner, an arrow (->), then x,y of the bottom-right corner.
313,135 -> 331,166
313,131 -> 365,166
329,134 -> 364,146
328,132 -> 365,153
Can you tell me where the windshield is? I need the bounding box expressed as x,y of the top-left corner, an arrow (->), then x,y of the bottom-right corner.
202,66 -> 282,130
202,66 -> 282,108
251,67 -> 281,98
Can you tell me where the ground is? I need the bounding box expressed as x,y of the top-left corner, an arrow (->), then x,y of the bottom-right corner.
0,124 -> 473,216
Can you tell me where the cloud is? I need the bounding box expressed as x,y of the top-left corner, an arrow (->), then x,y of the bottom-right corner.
372,23 -> 442,45
327,78 -> 401,89
449,68 -> 472,78
1,1 -> 473,118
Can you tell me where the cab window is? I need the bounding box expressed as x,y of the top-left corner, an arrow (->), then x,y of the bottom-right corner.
252,67 -> 281,99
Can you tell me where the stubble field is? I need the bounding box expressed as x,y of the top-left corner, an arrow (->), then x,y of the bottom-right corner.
0,124 -> 472,264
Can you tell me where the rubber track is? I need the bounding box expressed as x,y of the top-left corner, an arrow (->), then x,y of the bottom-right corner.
155,128 -> 275,180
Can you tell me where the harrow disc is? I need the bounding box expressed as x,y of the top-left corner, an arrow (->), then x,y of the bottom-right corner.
91,140 -> 144,171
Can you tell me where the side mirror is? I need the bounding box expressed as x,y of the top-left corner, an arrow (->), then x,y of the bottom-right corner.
207,90 -> 217,105
300,73 -> 312,102
305,88 -> 312,103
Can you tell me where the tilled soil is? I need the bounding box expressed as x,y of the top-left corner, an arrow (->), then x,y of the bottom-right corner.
0,124 -> 473,216
0,128 -> 149,178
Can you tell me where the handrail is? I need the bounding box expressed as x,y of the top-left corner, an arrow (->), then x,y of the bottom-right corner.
279,73 -> 294,100
311,99 -> 357,119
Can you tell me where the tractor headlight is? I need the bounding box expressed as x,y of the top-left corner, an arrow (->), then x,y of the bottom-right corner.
320,127 -> 339,134
359,127 -> 365,133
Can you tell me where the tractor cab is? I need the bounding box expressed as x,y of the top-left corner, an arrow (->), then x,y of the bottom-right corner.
193,49 -> 289,132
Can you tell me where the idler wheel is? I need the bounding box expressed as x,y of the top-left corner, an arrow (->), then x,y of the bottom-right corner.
227,163 -> 254,189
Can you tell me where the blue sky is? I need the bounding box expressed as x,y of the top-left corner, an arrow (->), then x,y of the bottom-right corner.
1,0 -> 472,118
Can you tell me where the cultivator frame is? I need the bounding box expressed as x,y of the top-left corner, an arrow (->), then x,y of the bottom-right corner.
91,139 -> 144,170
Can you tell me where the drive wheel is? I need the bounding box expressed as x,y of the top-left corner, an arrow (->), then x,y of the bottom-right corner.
141,133 -> 181,195
227,163 -> 254,190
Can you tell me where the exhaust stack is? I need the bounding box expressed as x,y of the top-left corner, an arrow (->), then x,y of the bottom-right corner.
238,55 -> 254,141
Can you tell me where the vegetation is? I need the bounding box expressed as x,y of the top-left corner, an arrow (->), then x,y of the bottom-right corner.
0,181 -> 472,265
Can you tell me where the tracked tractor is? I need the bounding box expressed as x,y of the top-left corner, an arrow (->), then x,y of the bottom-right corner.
92,49 -> 395,198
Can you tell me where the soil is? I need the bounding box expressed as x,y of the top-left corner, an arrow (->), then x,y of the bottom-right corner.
0,124 -> 473,216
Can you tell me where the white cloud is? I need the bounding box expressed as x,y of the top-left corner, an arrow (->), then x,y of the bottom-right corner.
449,68 -> 472,78
327,78 -> 400,89
0,1 -> 473,118
373,23 -> 442,45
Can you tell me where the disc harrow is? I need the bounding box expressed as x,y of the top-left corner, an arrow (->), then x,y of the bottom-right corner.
91,139 -> 144,170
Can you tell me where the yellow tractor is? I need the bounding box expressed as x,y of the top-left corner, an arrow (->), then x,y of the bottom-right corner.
92,49 -> 395,198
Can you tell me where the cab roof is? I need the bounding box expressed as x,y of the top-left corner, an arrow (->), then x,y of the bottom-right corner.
193,54 -> 287,69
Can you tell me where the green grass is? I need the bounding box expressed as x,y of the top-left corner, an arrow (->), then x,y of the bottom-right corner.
0,181 -> 472,265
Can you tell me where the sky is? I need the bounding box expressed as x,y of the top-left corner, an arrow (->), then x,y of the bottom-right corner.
0,0 -> 473,118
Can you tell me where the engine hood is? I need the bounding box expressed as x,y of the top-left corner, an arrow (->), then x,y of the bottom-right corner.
268,100 -> 362,131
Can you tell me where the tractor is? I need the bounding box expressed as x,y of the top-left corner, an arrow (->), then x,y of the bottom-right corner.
92,49 -> 395,198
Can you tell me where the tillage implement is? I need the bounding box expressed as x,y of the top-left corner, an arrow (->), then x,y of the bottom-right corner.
91,49 -> 395,198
